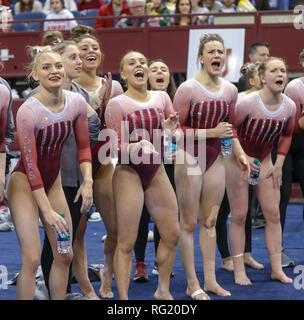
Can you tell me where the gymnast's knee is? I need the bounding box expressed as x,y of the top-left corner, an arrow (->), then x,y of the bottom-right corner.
22,253 -> 41,275
230,213 -> 247,227
161,225 -> 180,248
264,210 -> 280,225
116,238 -> 136,255
54,251 -> 73,267
180,217 -> 197,233
201,205 -> 219,236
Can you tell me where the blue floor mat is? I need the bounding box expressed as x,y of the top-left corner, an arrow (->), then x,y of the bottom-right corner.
1,203 -> 304,300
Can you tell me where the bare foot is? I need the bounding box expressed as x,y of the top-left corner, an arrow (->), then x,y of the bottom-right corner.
99,268 -> 114,299
186,288 -> 211,300
244,253 -> 264,269
84,291 -> 101,300
204,281 -> 231,296
221,257 -> 234,272
234,271 -> 252,285
154,288 -> 174,300
271,271 -> 293,284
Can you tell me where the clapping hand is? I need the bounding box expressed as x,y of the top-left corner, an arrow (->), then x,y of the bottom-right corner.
160,112 -> 179,135
99,72 -> 112,108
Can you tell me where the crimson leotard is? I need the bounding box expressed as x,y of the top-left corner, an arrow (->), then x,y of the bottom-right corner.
105,90 -> 175,189
173,78 -> 238,171
13,90 -> 92,194
0,84 -> 10,153
284,78 -> 304,138
233,91 -> 296,161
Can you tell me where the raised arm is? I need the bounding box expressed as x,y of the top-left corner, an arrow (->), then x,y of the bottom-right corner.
93,76 -> 124,121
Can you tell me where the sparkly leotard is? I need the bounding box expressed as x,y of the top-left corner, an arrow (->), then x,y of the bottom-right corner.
233,91 -> 296,161
13,90 -> 92,193
173,78 -> 238,172
105,90 -> 175,189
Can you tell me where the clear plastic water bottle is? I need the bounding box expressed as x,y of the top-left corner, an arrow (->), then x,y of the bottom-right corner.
248,158 -> 261,185
57,213 -> 71,254
221,138 -> 232,156
221,123 -> 232,156
164,131 -> 176,164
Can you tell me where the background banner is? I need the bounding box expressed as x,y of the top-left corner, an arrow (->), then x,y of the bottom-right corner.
187,28 -> 246,83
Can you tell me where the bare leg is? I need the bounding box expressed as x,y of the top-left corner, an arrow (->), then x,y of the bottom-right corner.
199,156 -> 230,296
41,175 -> 73,300
254,156 -> 292,284
112,165 -> 144,300
225,156 -> 252,285
8,173 -> 41,300
93,163 -> 117,298
8,173 -> 73,300
72,213 -> 100,299
145,165 -> 180,300
175,151 -> 210,300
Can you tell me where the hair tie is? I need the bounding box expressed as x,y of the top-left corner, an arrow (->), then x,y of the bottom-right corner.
33,47 -> 42,55
49,38 -> 62,46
